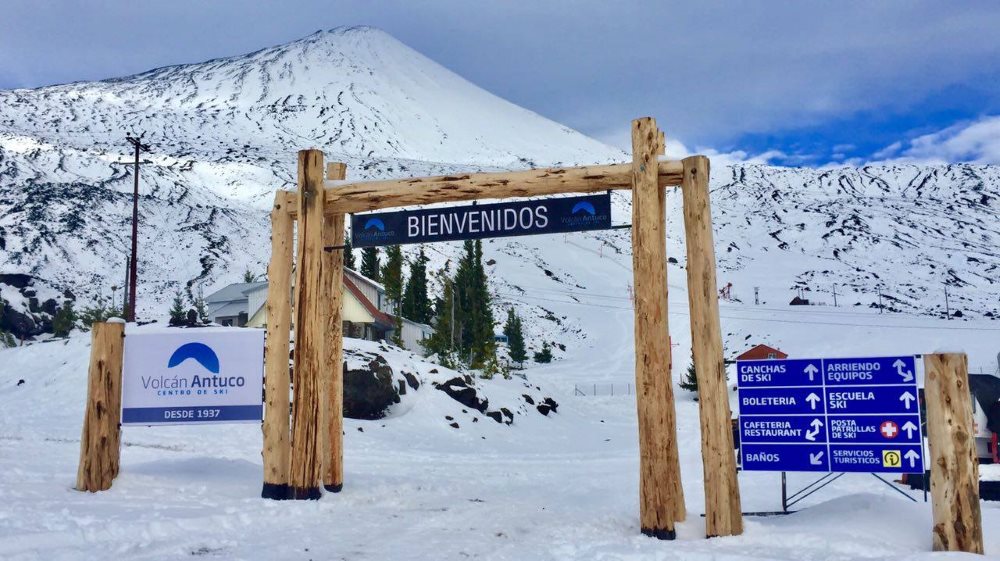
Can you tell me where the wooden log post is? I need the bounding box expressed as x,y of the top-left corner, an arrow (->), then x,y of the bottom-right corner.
289,149 -> 327,500
322,161 -> 347,493
681,155 -> 743,537
923,353 -> 983,554
76,320 -> 125,492
631,117 -> 683,539
318,161 -> 685,215
261,190 -> 295,500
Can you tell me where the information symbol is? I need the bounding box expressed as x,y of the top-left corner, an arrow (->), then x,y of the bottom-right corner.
882,450 -> 902,468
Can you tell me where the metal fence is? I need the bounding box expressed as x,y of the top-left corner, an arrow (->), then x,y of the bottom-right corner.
573,383 -> 634,397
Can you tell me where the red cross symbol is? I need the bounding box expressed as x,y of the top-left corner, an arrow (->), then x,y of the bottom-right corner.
880,420 -> 899,439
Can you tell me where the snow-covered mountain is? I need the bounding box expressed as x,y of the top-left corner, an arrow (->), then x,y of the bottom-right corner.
2,25 -> 999,346
0,25 -> 623,333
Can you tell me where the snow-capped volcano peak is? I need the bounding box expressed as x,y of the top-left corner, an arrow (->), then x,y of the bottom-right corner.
2,25 -> 624,170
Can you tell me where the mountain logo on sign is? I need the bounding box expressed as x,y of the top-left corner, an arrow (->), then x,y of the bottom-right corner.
364,218 -> 386,232
167,342 -> 220,374
571,201 -> 596,216
365,218 -> 385,232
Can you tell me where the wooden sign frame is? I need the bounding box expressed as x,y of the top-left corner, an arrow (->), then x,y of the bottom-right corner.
260,117 -> 742,539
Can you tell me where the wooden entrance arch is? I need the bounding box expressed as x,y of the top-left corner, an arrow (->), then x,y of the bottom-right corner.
261,117 -> 743,539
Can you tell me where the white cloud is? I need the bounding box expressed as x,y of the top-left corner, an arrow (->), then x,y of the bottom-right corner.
872,116 -> 1000,165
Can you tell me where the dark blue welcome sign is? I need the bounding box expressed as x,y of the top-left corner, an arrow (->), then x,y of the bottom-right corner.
351,193 -> 612,247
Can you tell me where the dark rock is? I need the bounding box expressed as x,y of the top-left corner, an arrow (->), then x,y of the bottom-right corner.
0,274 -> 32,289
445,415 -> 454,421
344,354 -> 401,420
486,411 -> 502,423
357,427 -> 364,432
522,394 -> 534,405
403,371 -> 420,390
397,379 -> 407,395
486,259 -> 496,266
500,408 -> 513,425
0,302 -> 39,339
433,376 -> 488,413
536,403 -> 552,416
27,297 -> 39,313
17,379 -> 25,386
449,422 -> 460,429
668,257 -> 678,264
543,397 -> 559,413
41,299 -> 58,316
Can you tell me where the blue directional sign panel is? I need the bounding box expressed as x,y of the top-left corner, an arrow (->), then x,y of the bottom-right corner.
736,356 -> 924,474
351,193 -> 611,247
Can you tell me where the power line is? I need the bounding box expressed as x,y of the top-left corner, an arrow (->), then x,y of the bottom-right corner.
496,291 -> 1000,332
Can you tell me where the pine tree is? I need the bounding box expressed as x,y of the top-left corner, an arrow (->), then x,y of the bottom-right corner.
504,309 -> 527,368
470,240 -> 496,367
192,287 -> 209,323
401,247 -> 432,324
680,354 -> 699,393
423,273 -> 455,359
169,289 -> 187,325
242,268 -> 258,283
381,245 -> 405,346
52,300 -> 76,337
360,247 -> 381,281
533,341 -> 553,363
343,233 -> 356,270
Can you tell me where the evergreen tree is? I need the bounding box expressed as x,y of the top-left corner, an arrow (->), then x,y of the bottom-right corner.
401,247 -> 432,324
680,354 -> 699,393
192,287 -> 209,323
242,268 -> 258,283
343,233 -> 356,270
381,245 -> 405,346
533,341 -> 553,363
423,273 -> 455,359
80,293 -> 121,328
0,299 -> 14,348
470,240 -> 496,366
169,289 -> 187,325
504,309 -> 527,368
360,247 -> 381,281
52,300 -> 76,337
453,240 -> 495,367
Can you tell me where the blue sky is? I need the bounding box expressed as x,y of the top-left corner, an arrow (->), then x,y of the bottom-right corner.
1,1 -> 998,166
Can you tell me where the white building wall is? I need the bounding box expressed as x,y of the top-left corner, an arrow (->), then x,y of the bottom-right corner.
398,319 -> 433,354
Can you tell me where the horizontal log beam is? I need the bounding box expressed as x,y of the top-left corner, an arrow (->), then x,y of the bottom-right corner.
284,160 -> 684,217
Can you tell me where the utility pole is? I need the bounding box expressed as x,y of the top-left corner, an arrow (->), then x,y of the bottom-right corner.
754,286 -> 760,305
831,284 -> 838,307
877,285 -> 883,314
125,133 -> 150,322
944,284 -> 951,320
450,279 -> 456,351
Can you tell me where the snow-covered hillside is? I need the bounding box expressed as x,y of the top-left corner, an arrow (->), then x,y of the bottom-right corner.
0,25 -> 624,330
2,25 -> 999,348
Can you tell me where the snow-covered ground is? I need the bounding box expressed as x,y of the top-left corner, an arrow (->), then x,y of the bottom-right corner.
1,254 -> 997,559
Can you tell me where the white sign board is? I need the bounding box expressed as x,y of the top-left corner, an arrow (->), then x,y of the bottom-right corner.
122,329 -> 264,425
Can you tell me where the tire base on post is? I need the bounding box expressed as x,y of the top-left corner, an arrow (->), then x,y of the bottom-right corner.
641,527 -> 677,541
324,483 -> 343,493
261,483 -> 290,500
290,486 -> 322,500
